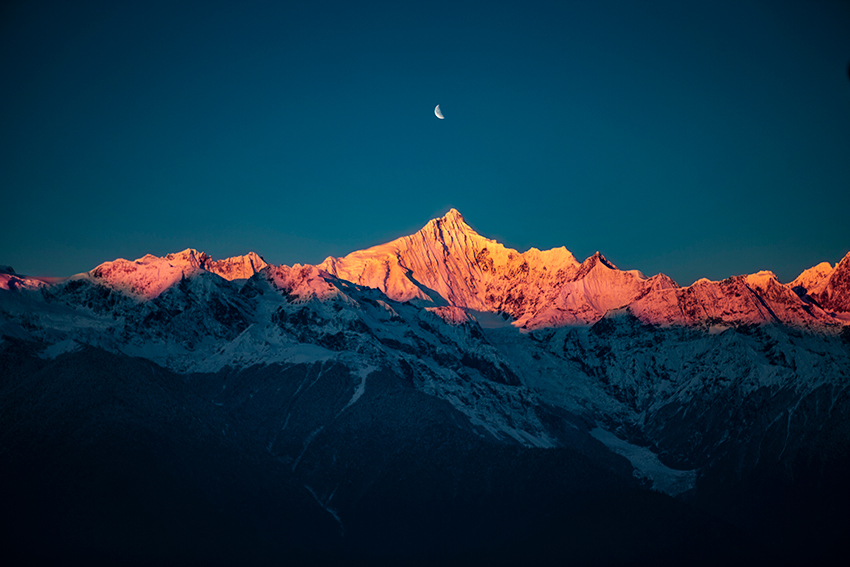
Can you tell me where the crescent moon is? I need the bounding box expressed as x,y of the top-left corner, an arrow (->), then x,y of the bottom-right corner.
435,105 -> 444,119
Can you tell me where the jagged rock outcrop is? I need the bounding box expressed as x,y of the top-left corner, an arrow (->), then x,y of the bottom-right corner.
811,252 -> 850,313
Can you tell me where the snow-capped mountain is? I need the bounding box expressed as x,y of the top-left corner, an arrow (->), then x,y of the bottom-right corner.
2,209 -> 849,565
790,261 -> 834,296
319,208 -> 582,315
80,248 -> 268,299
320,209 -> 848,330
1,266 -> 46,291
319,209 -> 672,328
808,252 -> 850,313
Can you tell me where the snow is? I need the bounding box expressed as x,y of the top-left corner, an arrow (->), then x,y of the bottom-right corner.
39,339 -> 83,359
790,261 -> 834,294
266,264 -> 341,302
83,248 -> 268,299
744,270 -> 779,291
206,251 -> 268,280
590,427 -> 696,496
468,310 -> 513,329
0,271 -> 47,291
319,209 -> 660,329
465,413 -> 556,448
318,208 -> 847,331
339,365 -> 372,413
375,299 -> 400,318
24,209 -> 841,339
629,271 -> 841,329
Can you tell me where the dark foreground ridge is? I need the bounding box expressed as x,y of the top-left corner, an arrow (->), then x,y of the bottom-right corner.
3,336 -> 848,566
1,339 -> 757,566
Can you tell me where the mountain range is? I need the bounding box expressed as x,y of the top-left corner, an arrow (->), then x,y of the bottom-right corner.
2,209 -> 849,565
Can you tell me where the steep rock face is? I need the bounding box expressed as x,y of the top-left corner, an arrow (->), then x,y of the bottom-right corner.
790,261 -> 834,296
501,253 -> 678,328
1,213 -> 847,458
25,211 -> 842,332
812,252 -> 850,313
4,211 -> 846,332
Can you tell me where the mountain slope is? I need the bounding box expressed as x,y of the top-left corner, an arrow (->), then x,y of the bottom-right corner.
2,208 -> 849,565
812,252 -> 850,313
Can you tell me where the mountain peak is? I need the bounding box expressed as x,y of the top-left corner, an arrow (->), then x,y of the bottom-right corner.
206,251 -> 268,280
744,270 -> 779,292
590,251 -> 616,269
423,208 -> 476,239
442,208 -> 465,224
791,261 -> 834,295
164,248 -> 210,268
574,251 -> 617,278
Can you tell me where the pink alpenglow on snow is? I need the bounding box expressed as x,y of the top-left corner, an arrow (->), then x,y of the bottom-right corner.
318,209 -> 849,330
0,266 -> 48,292
80,248 -> 268,299
809,253 -> 850,314
14,209 -> 848,330
319,209 -> 673,328
264,264 -> 341,303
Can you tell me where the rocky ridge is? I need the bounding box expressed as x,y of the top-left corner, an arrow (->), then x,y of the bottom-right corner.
320,209 -> 849,329
79,248 -> 268,299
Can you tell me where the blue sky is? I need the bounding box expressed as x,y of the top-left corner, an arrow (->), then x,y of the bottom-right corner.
2,0 -> 849,285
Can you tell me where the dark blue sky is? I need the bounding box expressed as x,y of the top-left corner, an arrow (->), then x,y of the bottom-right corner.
2,0 -> 849,285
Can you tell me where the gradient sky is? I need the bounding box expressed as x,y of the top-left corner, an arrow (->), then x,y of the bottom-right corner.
2,0 -> 849,285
